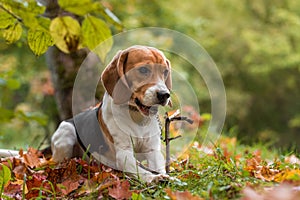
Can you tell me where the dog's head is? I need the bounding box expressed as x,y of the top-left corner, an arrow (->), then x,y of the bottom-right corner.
101,45 -> 172,116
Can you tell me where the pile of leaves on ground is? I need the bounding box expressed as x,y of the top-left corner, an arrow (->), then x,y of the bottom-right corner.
1,137 -> 300,199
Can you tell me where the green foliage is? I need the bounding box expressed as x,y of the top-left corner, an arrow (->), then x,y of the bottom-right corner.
0,45 -> 53,149
81,15 -> 112,61
0,0 -> 121,61
0,0 -> 121,149
59,0 -> 97,16
0,11 -> 15,29
2,21 -> 22,43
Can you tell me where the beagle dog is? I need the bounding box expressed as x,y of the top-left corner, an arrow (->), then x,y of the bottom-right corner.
51,45 -> 172,183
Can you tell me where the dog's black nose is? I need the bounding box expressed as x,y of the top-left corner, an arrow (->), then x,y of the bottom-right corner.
157,91 -> 170,105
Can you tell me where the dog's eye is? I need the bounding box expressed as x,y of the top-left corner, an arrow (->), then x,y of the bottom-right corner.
138,66 -> 151,75
163,69 -> 169,78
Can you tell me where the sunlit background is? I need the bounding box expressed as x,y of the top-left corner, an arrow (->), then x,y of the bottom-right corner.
0,0 -> 299,150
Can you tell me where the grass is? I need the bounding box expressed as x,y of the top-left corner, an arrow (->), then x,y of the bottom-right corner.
66,135 -> 297,199
125,136 -> 299,199
128,146 -> 263,199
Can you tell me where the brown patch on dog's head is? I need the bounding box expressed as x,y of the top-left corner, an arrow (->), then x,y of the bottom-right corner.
101,45 -> 172,105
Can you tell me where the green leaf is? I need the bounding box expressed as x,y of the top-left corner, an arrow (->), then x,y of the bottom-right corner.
50,16 -> 81,53
2,22 -> 22,43
0,164 -> 11,192
0,11 -> 15,29
82,15 -> 112,61
132,192 -> 143,200
28,29 -> 54,56
58,0 -> 95,16
37,17 -> 51,30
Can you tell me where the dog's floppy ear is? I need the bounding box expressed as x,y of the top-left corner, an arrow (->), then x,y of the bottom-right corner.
101,50 -> 132,104
165,59 -> 173,107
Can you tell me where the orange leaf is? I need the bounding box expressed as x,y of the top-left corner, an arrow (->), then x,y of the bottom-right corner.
22,147 -> 43,168
59,179 -> 80,196
108,180 -> 132,200
275,169 -> 300,184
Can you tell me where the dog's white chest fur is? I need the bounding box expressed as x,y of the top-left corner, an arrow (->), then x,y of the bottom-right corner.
101,93 -> 161,152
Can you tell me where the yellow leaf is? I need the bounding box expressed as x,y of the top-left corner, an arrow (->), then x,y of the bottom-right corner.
2,22 -> 22,44
275,169 -> 300,183
50,16 -> 81,53
28,29 -> 54,56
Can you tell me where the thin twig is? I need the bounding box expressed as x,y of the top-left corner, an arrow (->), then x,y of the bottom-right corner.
0,3 -> 23,23
164,111 -> 194,174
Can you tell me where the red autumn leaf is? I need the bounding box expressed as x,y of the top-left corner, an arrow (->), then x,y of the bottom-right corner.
25,173 -> 49,199
4,182 -> 22,196
46,166 -> 65,184
59,179 -> 80,195
26,173 -> 47,191
165,188 -> 204,200
108,180 -> 132,200
62,159 -> 80,180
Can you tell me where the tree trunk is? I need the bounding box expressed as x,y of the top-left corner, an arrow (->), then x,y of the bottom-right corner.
46,47 -> 88,120
39,0 -> 91,121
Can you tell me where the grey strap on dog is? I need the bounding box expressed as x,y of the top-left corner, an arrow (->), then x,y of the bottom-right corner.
67,107 -> 116,168
67,106 -> 160,174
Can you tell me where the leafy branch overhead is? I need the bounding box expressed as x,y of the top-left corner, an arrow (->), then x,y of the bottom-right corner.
0,0 -> 121,59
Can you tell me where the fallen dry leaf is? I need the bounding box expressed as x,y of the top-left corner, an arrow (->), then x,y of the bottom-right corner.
59,179 -> 80,195
244,152 -> 280,182
108,180 -> 132,200
25,173 -> 50,199
275,169 -> 300,184
22,147 -> 45,168
4,182 -> 22,197
12,163 -> 27,180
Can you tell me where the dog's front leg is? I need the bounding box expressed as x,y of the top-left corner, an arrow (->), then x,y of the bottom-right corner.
51,121 -> 77,162
115,148 -> 166,183
145,150 -> 166,174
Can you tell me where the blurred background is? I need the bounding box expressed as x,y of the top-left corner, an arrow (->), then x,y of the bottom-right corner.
0,0 -> 299,150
